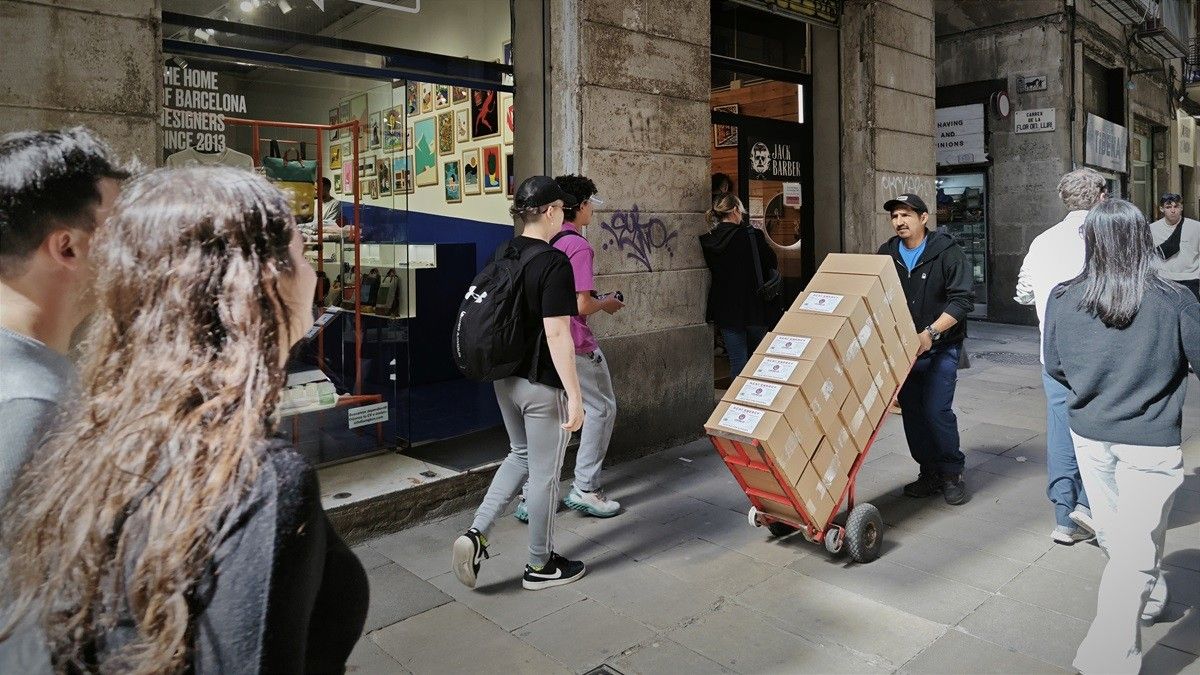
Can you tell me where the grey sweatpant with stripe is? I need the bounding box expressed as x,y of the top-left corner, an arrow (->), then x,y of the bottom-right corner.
472,376 -> 570,568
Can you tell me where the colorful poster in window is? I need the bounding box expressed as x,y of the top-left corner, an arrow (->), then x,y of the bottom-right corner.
461,148 -> 480,195
482,144 -> 502,193
455,109 -> 470,143
505,152 -> 514,198
444,160 -> 462,203
420,83 -> 434,115
337,102 -> 350,139
341,163 -> 354,195
349,94 -> 369,140
406,82 -> 419,116
328,107 -> 340,141
437,111 -> 455,156
392,155 -> 413,194
376,157 -> 392,196
329,143 -> 342,170
502,95 -> 514,146
452,86 -> 469,105
471,90 -> 500,140
713,104 -> 738,148
383,107 -> 404,152
368,112 -> 382,150
413,118 -> 438,186
435,84 -> 450,109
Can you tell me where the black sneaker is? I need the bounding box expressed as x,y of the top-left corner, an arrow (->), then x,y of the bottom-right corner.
903,473 -> 943,498
942,474 -> 968,505
452,528 -> 489,588
522,552 -> 586,591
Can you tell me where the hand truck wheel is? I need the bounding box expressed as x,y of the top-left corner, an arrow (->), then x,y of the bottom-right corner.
824,526 -> 845,556
845,503 -> 884,563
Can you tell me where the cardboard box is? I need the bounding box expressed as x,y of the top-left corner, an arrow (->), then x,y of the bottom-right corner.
881,334 -> 912,386
754,331 -> 848,393
774,313 -> 873,401
791,290 -> 873,340
840,386 -> 874,454
852,314 -> 890,375
867,369 -> 896,415
811,429 -> 857,489
794,454 -> 838,527
816,253 -> 908,326
805,271 -> 895,335
742,353 -> 851,432
727,377 -> 823,466
705,402 -> 807,484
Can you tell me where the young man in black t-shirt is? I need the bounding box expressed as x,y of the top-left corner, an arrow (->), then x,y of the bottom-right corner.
452,176 -> 587,591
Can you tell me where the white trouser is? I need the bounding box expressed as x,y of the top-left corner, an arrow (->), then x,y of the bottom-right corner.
1070,432 -> 1183,675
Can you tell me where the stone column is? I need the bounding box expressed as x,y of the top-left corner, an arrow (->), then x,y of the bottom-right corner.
547,0 -> 714,458
840,0 -> 937,253
0,0 -> 161,162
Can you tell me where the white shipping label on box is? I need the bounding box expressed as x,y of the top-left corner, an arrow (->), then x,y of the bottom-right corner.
800,293 -> 843,313
735,379 -> 784,407
348,402 -> 389,429
754,357 -> 799,382
719,404 -> 765,435
766,334 -> 811,358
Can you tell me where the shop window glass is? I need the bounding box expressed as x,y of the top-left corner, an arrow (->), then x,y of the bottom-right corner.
934,173 -> 987,317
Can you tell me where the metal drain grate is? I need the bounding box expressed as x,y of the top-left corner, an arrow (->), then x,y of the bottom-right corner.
971,350 -> 1043,366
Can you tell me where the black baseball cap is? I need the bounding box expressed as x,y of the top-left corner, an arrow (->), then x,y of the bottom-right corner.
1160,192 -> 1182,205
883,193 -> 929,214
514,175 -> 577,209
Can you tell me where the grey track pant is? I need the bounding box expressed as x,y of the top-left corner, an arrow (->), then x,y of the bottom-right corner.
573,348 -> 617,492
472,377 -> 570,568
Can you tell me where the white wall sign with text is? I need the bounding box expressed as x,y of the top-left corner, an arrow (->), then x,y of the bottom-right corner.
1178,109 -> 1195,168
1085,113 -> 1128,173
161,66 -> 248,157
1014,108 -> 1056,134
936,104 -> 986,166
783,182 -> 803,207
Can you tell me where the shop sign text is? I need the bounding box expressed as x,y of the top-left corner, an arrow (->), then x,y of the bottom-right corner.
1014,108 -> 1056,134
162,66 -> 249,155
936,104 -> 985,166
1085,113 -> 1128,173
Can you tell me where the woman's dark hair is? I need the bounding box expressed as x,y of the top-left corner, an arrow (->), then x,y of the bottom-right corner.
1058,198 -> 1173,329
556,174 -> 597,222
712,173 -> 733,194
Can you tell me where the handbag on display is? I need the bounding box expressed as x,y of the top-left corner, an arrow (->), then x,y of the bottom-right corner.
747,226 -> 783,303
263,140 -> 318,219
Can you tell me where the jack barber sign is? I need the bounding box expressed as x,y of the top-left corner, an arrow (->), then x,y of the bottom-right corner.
744,136 -> 804,181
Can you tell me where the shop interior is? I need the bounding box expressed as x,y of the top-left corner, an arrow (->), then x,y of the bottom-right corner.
933,173 -> 988,317
163,0 -> 518,477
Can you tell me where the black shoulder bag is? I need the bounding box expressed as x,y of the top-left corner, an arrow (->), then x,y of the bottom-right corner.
747,227 -> 783,302
1157,222 -> 1183,261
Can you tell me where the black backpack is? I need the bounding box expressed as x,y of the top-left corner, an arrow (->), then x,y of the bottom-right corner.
452,239 -> 556,381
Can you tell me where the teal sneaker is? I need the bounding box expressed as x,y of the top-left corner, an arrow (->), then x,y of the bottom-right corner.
513,499 -> 529,523
563,487 -> 620,518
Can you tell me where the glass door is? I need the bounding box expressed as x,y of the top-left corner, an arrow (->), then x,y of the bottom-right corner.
934,173 -> 988,317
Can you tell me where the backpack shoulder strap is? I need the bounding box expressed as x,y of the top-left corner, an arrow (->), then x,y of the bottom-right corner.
550,230 -> 584,246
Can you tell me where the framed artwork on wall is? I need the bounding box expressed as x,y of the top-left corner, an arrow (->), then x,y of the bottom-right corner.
502,95 -> 514,146
366,178 -> 379,200
328,107 -> 340,141
340,142 -> 351,167
482,145 -> 502,193
332,172 -> 342,194
368,112 -> 382,150
455,109 -> 469,143
444,160 -> 462,203
406,82 -> 419,116
384,107 -> 404,152
502,41 -> 513,86
420,83 -> 434,115
329,143 -> 342,170
341,164 -> 354,195
413,117 -> 438,187
435,84 -> 450,109
392,155 -> 413,194
376,157 -> 392,197
452,86 -> 469,105
505,152 -> 514,199
359,156 -> 376,177
437,111 -> 455,156
461,149 -> 480,195
337,102 -> 350,138
712,104 -> 738,149
471,89 -> 500,140
350,94 -> 369,140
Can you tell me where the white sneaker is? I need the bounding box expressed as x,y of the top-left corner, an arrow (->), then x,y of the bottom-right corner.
1052,525 -> 1094,545
1069,505 -> 1097,537
563,487 -> 620,518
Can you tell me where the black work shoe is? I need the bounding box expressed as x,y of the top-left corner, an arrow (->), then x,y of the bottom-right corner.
903,473 -> 943,498
522,552 -> 586,590
452,528 -> 489,589
942,474 -> 968,505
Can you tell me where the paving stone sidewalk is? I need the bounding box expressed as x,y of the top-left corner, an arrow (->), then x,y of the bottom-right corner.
346,323 -> 1200,674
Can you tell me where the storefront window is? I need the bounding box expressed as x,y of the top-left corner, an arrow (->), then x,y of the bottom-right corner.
934,174 -> 987,317
1130,118 -> 1155,219
162,1 -> 516,470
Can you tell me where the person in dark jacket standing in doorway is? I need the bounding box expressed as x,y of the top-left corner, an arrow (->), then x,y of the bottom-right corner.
700,192 -> 782,378
877,193 -> 975,505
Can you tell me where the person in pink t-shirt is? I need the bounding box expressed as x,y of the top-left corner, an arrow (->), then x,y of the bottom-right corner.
514,174 -> 626,521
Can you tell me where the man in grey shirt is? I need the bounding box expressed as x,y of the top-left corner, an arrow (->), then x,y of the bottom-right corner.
0,128 -> 128,506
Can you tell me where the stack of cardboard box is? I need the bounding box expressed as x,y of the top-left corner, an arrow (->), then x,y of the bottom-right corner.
705,254 -> 921,529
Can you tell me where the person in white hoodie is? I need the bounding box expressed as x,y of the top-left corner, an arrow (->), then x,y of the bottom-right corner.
1015,168 -> 1105,545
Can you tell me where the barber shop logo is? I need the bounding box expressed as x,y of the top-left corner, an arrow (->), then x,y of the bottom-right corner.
750,142 -> 771,177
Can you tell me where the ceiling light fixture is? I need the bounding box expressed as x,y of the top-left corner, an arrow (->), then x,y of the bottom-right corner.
240,0 -> 254,11
279,0 -> 293,13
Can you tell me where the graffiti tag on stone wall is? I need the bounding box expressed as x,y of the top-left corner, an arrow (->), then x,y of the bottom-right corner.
599,205 -> 678,273
878,173 -> 934,203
